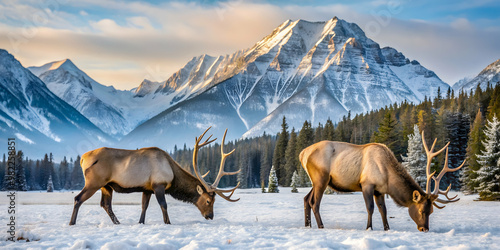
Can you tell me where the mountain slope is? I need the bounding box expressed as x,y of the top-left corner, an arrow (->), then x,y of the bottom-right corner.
123,17 -> 449,149
29,56 -> 238,137
453,59 -> 500,92
0,49 -> 112,159
29,59 -> 131,137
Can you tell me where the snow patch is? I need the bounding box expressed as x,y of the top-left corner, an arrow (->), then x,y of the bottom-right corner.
1,189 -> 496,249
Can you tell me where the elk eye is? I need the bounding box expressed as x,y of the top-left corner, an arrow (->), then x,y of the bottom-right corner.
206,200 -> 210,204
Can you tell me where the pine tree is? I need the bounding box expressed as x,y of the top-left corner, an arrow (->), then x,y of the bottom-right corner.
372,112 -> 402,156
314,123 -> 323,143
462,110 -> 484,194
15,151 -> 27,191
272,116 -> 288,186
237,150 -> 249,188
283,128 -> 297,186
290,170 -> 299,193
296,120 -> 314,157
323,118 -> 335,141
70,155 -> 85,190
261,180 -> 266,193
402,125 -> 427,188
38,154 -> 50,190
434,87 -> 442,108
474,115 -> 500,200
59,156 -> 70,190
260,141 -> 272,186
267,165 -> 279,193
487,84 -> 500,120
442,112 -> 470,190
47,174 -> 54,192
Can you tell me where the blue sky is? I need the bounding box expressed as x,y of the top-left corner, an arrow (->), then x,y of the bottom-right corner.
0,0 -> 499,89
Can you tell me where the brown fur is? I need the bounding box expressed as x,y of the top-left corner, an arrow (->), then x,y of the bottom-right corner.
69,147 -> 216,225
301,141 -> 432,231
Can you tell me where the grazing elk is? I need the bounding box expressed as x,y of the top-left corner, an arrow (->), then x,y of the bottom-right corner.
69,127 -> 240,225
300,131 -> 464,232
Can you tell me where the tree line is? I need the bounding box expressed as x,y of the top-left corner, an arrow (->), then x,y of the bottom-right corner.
0,152 -> 84,191
1,83 -> 499,200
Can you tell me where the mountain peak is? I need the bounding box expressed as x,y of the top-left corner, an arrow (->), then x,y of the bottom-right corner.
481,59 -> 500,74
28,58 -> 81,78
454,58 -> 500,92
49,59 -> 77,71
29,58 -> 96,90
134,79 -> 161,97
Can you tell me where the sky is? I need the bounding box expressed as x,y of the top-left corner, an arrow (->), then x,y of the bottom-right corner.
0,0 -> 499,90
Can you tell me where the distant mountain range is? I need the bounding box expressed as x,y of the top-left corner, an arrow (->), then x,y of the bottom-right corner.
1,17 -> 498,158
0,49 -> 112,159
453,59 -> 500,92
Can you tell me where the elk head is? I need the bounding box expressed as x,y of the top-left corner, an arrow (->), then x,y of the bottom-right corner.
192,127 -> 241,220
408,131 -> 465,232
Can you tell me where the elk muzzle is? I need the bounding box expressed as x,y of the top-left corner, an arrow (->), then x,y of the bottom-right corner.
204,212 -> 213,220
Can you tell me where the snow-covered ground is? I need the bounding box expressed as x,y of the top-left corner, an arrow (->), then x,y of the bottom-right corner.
0,188 -> 498,249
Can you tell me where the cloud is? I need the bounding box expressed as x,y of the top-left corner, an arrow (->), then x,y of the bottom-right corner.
450,18 -> 474,31
0,0 -> 498,89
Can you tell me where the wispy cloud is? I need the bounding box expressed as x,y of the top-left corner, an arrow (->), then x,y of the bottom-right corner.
0,0 -> 498,89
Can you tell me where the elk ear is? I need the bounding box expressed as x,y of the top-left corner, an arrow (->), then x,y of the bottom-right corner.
413,190 -> 422,203
197,185 -> 204,195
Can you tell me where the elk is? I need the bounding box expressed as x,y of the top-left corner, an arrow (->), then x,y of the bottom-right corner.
69,127 -> 240,225
300,132 -> 465,232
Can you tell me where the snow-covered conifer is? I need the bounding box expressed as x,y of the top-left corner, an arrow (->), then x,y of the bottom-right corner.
47,174 -> 54,192
290,170 -> 299,193
267,165 -> 279,193
402,125 -> 426,188
474,115 -> 500,200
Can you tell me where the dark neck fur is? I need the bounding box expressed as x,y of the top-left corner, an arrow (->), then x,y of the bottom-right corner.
164,155 -> 201,204
386,153 -> 425,207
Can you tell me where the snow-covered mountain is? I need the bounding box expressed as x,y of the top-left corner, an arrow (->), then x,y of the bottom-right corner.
29,60 -> 203,137
0,49 -> 112,159
133,79 -> 161,97
28,59 -> 132,137
453,59 -> 500,92
123,17 -> 449,149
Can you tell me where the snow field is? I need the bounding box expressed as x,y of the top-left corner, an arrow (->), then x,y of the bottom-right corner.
0,188 -> 498,249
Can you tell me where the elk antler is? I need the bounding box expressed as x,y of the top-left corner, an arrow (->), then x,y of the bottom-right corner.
421,131 -> 464,206
212,129 -> 241,202
193,127 -> 217,193
422,131 -> 449,194
192,127 -> 241,202
432,147 -> 465,204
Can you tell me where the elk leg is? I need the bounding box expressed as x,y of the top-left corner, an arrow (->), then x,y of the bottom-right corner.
304,189 -> 313,227
69,186 -> 100,225
139,192 -> 152,224
153,184 -> 171,224
374,192 -> 390,231
100,185 -> 120,224
311,183 -> 327,229
362,184 -> 375,230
